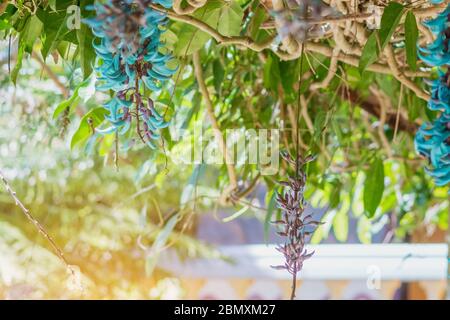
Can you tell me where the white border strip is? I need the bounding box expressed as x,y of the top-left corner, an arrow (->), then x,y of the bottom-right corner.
158,244 -> 448,281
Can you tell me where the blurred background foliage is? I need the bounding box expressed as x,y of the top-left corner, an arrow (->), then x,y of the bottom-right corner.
0,0 -> 448,299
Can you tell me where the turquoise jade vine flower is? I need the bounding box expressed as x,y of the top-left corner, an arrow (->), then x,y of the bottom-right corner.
85,0 -> 176,150
415,3 -> 450,186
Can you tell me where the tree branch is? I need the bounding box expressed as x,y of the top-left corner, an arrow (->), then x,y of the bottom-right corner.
32,51 -> 69,98
345,89 -> 418,135
303,42 -> 429,79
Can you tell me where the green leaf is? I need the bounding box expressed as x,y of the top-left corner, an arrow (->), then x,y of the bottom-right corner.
263,53 -> 281,91
404,11 -> 418,71
311,209 -> 336,244
181,93 -> 201,129
173,0 -> 224,55
53,95 -> 80,120
264,190 -> 278,242
363,157 -> 385,218
146,214 -> 179,275
359,2 -> 404,73
313,108 -> 327,143
213,59 -> 225,95
76,24 -> 96,79
70,107 -> 108,149
331,118 -> 344,145
48,0 -> 57,11
332,196 -> 350,242
329,181 -> 341,209
333,211 -> 348,242
249,4 -> 267,40
0,19 -> 11,30
378,2 -> 404,49
359,32 -> 378,74
37,8 -> 70,59
173,23 -> 210,56
53,78 -> 90,119
11,43 -> 24,85
408,92 -> 425,121
21,15 -> 43,53
6,13 -> 38,83
279,59 -> 299,103
77,1 -> 96,79
159,28 -> 178,51
180,164 -> 206,205
217,0 -> 243,37
357,216 -> 372,244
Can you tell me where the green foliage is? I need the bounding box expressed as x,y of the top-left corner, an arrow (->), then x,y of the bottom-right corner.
359,32 -> 378,74
174,1 -> 222,55
11,42 -> 24,84
216,0 -> 244,37
0,0 -> 448,298
363,157 -> 385,218
264,190 -> 278,242
71,107 -> 108,149
360,2 -> 404,73
53,79 -> 89,119
378,2 -> 404,49
146,214 -> 180,275
333,195 -> 350,242
404,11 -> 419,71
77,1 -> 95,79
37,5 -> 72,59
21,15 -> 43,52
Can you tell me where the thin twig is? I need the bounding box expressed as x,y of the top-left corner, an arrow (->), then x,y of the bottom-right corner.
192,52 -> 238,192
296,44 -> 306,179
31,51 -> 69,98
371,87 -> 393,158
393,84 -> 404,142
0,169 -> 74,275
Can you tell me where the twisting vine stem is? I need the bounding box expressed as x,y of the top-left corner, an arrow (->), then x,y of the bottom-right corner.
147,1 -> 441,101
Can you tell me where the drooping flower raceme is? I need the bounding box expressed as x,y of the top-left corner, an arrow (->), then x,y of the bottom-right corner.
272,151 -> 320,299
415,4 -> 450,187
85,0 -> 176,150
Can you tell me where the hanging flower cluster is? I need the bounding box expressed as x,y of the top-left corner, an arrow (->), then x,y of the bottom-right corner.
415,3 -> 450,187
272,151 -> 320,299
85,0 -> 176,149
